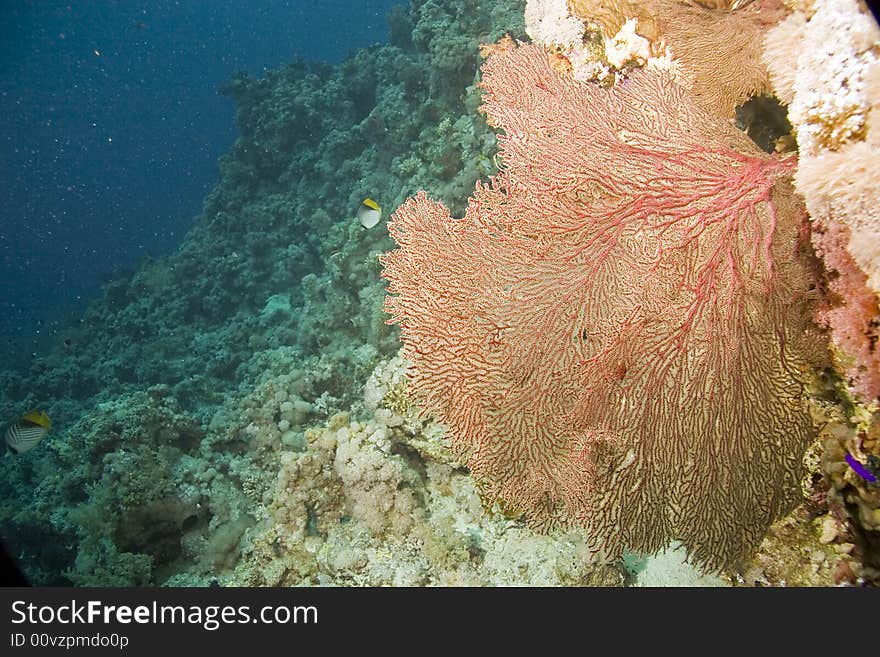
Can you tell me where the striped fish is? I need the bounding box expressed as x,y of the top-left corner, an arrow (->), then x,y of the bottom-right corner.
5,410 -> 51,454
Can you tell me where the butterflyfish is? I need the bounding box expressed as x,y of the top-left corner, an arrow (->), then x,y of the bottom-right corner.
357,198 -> 382,229
5,410 -> 51,455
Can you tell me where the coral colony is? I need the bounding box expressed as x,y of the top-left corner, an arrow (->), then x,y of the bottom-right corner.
383,39 -> 819,571
384,0 -> 879,578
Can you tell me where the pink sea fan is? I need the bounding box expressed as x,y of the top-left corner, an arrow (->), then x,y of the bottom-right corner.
812,219 -> 880,403
381,43 -> 823,569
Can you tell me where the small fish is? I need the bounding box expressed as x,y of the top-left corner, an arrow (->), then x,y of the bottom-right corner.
5,411 -> 51,455
845,452 -> 878,483
357,198 -> 382,229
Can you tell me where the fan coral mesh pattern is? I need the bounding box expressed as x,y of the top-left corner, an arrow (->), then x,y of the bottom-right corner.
381,42 -> 821,570
567,0 -> 788,117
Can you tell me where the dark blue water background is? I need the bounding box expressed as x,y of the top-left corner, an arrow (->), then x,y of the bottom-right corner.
0,0 -> 402,371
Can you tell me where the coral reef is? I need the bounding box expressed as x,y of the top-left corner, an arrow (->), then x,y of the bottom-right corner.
530,0 -> 789,115
811,221 -> 880,401
818,410 -> 880,580
764,0 -> 880,406
382,40 -> 823,571
0,0 -> 876,586
738,507 -> 865,586
0,0 -> 526,585
229,355 -> 625,586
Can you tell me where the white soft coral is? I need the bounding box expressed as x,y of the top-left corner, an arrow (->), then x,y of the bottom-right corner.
524,0 -> 585,49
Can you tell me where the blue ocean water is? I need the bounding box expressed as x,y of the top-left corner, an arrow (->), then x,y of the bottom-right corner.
0,0 -> 402,370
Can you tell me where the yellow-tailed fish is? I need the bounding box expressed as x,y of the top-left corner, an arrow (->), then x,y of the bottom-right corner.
5,410 -> 51,454
357,198 -> 382,229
